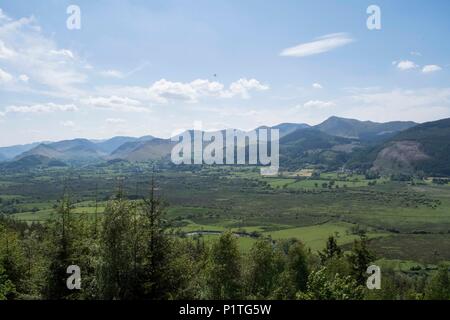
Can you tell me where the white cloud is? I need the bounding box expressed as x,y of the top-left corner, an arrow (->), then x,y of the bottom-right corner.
106,118 -> 126,124
422,64 -> 442,74
0,9 -> 11,22
280,33 -> 354,58
395,60 -> 418,70
342,88 -> 450,122
5,103 -> 78,114
150,77 -> 268,101
100,69 -> 124,78
312,83 -> 323,89
302,100 -> 336,109
18,74 -> 29,82
148,78 -> 224,103
82,96 -> 150,113
0,40 -> 15,59
60,120 -> 75,128
97,78 -> 269,104
0,67 -> 13,83
50,49 -> 74,59
225,78 -> 269,99
410,51 -> 422,56
0,10 -> 86,94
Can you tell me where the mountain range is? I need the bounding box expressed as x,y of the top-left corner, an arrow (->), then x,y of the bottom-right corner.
2,116 -> 449,177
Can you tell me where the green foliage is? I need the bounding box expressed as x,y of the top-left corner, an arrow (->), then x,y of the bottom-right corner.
43,195 -> 85,299
298,267 -> 363,300
0,168 -> 449,300
0,223 -> 27,299
0,264 -> 16,300
348,235 -> 375,286
244,240 -> 283,298
285,242 -> 309,293
99,194 -> 138,299
204,231 -> 242,299
425,265 -> 450,300
318,236 -> 342,263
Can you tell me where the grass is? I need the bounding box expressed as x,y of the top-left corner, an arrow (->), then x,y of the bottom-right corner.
368,234 -> 450,264
2,165 -> 450,264
263,222 -> 389,252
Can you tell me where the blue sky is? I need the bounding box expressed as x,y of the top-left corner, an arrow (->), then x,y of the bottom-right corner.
0,0 -> 449,146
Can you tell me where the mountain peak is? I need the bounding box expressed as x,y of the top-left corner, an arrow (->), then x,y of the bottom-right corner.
315,116 -> 417,141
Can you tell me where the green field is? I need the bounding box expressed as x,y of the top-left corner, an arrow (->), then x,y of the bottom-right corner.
2,164 -> 450,267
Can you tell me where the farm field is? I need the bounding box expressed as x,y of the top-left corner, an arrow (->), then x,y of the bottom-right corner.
2,164 -> 450,269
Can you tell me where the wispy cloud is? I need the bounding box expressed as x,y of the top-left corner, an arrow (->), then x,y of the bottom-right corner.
82,96 -> 150,113
280,33 -> 354,58
342,88 -> 450,122
60,120 -> 75,128
5,103 -> 78,114
100,69 -> 124,78
105,118 -> 126,125
0,10 -> 87,95
0,40 -> 15,59
422,64 -> 442,74
301,100 -> 336,109
394,60 -> 418,70
0,67 -> 13,83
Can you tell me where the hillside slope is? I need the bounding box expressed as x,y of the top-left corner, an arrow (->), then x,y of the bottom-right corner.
315,116 -> 417,141
349,118 -> 450,176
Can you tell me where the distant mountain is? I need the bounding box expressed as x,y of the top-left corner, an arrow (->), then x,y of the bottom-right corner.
0,142 -> 43,161
0,154 -> 67,170
257,123 -> 310,138
15,144 -> 63,160
314,116 -> 417,142
94,135 -> 154,154
110,138 -> 175,161
280,128 -> 357,170
349,118 -> 450,176
8,117 -> 449,175
17,139 -> 106,162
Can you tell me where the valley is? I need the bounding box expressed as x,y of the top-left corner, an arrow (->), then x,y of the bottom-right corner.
1,115 -> 450,300
2,162 -> 450,268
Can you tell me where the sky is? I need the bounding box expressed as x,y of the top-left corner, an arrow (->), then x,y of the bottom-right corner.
0,0 -> 449,146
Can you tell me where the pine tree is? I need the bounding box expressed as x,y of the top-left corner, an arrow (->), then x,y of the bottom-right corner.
319,236 -> 342,263
425,264 -> 450,300
43,194 -> 82,299
0,223 -> 26,299
348,235 -> 374,286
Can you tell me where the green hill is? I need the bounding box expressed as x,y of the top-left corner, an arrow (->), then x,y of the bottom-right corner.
349,118 -> 450,176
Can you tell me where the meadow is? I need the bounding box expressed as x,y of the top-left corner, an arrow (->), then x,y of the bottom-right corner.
2,163 -> 450,270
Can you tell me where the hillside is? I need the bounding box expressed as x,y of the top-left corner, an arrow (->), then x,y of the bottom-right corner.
5,117 -> 446,175
110,138 -> 175,161
257,123 -> 310,138
15,144 -> 63,160
280,128 -> 357,170
1,154 -> 67,170
315,116 -> 417,142
95,135 -> 154,154
17,139 -> 106,162
349,118 -> 450,176
0,142 -> 43,160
